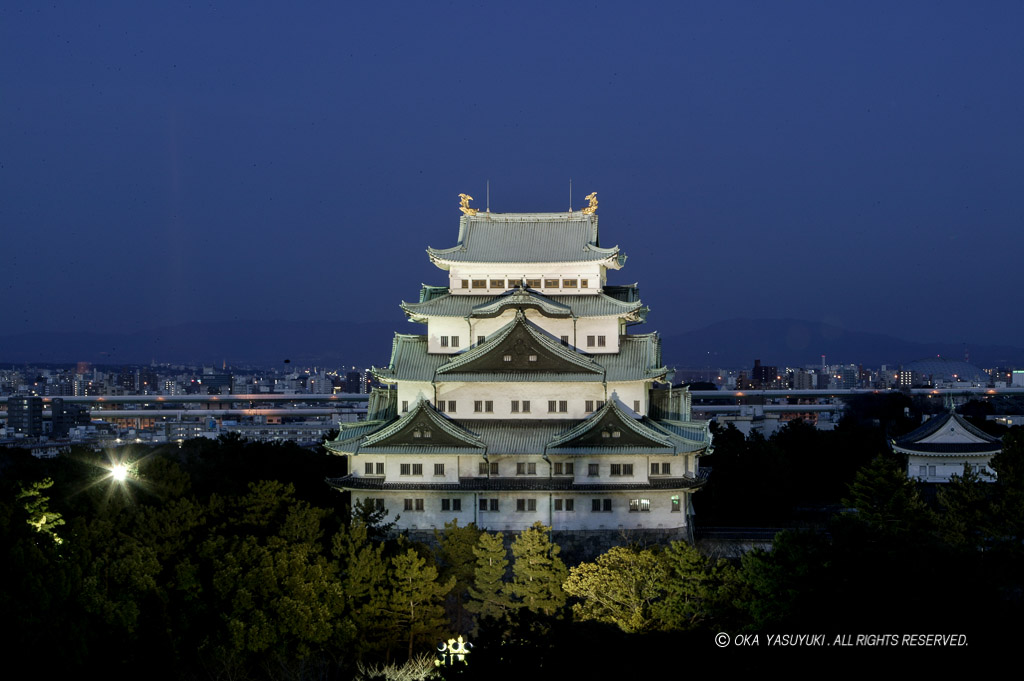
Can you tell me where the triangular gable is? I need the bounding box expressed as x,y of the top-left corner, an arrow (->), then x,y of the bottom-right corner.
549,397 -> 673,449
895,412 -> 1001,446
361,399 -> 484,449
437,312 -> 602,375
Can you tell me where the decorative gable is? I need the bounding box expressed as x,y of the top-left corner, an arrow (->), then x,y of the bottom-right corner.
436,312 -> 602,375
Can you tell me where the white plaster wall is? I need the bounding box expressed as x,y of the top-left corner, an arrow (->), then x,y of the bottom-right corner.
606,382 -> 647,415
436,381 -> 609,419
396,382 -> 435,411
908,455 -> 996,482
447,263 -> 606,296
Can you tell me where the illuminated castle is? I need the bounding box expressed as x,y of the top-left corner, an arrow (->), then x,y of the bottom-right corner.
326,194 -> 712,537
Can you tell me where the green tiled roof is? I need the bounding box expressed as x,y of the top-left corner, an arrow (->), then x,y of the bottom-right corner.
375,323 -> 665,385
427,212 -> 623,266
400,289 -> 647,321
326,414 -> 711,457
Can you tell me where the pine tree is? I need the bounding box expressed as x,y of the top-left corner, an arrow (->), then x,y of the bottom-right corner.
465,531 -> 512,624
387,548 -> 454,660
434,519 -> 482,633
508,523 -> 567,617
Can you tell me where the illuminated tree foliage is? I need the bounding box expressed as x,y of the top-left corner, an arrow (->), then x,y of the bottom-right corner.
563,546 -> 665,633
465,530 -> 512,625
386,548 -> 454,661
434,518 -> 483,633
509,522 -> 567,617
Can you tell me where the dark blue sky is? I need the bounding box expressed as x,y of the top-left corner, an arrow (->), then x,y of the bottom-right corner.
3,1 -> 1022,348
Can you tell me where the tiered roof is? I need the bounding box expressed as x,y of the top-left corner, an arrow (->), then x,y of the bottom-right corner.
372,315 -> 666,384
427,212 -> 625,267
401,288 -> 648,322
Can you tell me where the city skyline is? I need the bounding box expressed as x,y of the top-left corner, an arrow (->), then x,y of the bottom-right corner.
4,2 -> 1023,349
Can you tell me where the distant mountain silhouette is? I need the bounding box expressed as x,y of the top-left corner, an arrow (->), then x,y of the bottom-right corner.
1,317 -> 1020,369
660,318 -> 1024,369
0,320 -> 410,368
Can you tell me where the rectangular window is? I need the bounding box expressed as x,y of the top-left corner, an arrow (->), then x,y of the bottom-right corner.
563,278 -> 577,288
376,462 -> 384,475
591,499 -> 601,512
554,498 -> 562,511
587,335 -> 595,347
517,462 -> 526,475
610,464 -> 621,476
544,278 -> 559,288
634,400 -> 640,413
480,462 -> 499,475
472,279 -> 487,289
928,465 -> 936,476
451,336 -> 460,348
404,499 -> 413,511
477,335 -> 485,345
629,498 -> 651,512
554,462 -> 563,475
440,336 -> 449,347
479,498 -> 487,511
596,400 -> 605,410
671,495 -> 680,512
453,499 -> 461,511
603,499 -> 612,512
490,279 -> 505,289
560,335 -> 569,346
461,279 -> 469,289
516,499 -> 525,512
511,400 -> 520,413
503,354 -> 512,362
623,464 -> 633,476
652,462 -> 667,475
442,498 -> 451,511
412,463 -> 423,475
525,279 -> 541,288
401,463 -> 411,475
597,335 -> 606,347
489,499 -> 499,511
415,499 -> 424,511
559,400 -> 568,413
581,279 -> 588,288
588,463 -> 599,477
475,400 -> 483,413
564,462 -> 574,475
528,462 -> 536,475
364,462 -> 374,475
448,401 -> 456,413
402,400 -> 409,412
437,400 -> 446,413
522,400 -> 530,413
434,463 -> 445,476
485,400 -> 493,413
918,465 -> 927,477
586,400 -> 594,412
566,498 -> 574,511
371,498 -> 385,511
548,400 -> 557,413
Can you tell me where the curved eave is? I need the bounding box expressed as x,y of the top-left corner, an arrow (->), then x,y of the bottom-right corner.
328,475 -> 708,492
893,444 -> 1001,457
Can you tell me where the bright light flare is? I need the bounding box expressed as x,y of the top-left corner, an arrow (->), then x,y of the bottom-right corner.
111,463 -> 129,482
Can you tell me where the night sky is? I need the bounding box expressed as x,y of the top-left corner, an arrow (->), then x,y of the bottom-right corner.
4,2 -> 1023,350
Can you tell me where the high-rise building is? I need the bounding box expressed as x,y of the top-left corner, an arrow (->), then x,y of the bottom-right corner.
326,201 -> 712,538
7,396 -> 43,437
